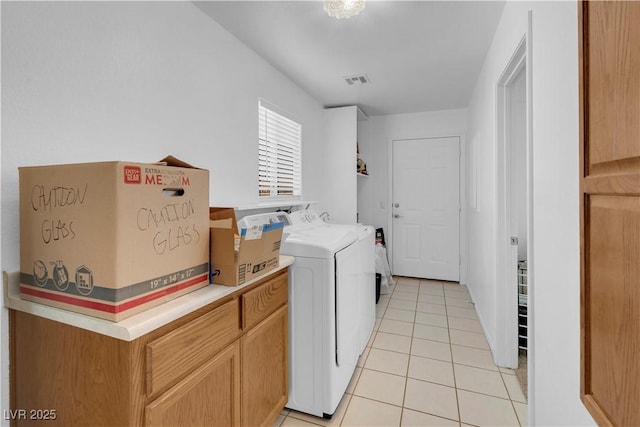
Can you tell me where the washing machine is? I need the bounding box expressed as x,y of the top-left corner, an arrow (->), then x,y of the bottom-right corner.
239,210 -> 375,418
283,210 -> 375,418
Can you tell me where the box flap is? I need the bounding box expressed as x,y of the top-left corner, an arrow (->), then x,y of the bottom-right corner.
156,155 -> 201,169
210,207 -> 238,235
210,218 -> 233,229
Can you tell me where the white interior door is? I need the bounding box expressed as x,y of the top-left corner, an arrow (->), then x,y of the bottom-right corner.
392,137 -> 460,281
496,36 -> 529,369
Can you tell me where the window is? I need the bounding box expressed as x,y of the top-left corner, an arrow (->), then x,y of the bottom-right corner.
258,100 -> 302,198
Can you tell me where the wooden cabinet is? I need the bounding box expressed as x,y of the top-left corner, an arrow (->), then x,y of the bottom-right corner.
9,269 -> 288,427
579,2 -> 640,426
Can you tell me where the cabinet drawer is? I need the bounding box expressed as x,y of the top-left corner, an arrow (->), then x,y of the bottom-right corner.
242,272 -> 288,330
146,298 -> 241,396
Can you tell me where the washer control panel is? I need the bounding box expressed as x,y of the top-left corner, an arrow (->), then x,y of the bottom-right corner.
289,210 -> 324,227
237,212 -> 291,229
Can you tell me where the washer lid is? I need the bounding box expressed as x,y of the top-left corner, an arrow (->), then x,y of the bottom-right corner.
280,227 -> 358,258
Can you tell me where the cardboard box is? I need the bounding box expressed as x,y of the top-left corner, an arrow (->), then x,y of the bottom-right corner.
209,208 -> 283,286
19,156 -> 210,322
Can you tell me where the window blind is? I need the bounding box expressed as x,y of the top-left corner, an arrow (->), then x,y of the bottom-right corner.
258,101 -> 302,198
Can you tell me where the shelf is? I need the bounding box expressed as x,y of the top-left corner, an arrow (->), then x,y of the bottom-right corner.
357,173 -> 369,178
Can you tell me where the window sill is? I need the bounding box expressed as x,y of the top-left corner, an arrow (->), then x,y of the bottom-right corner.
234,200 -> 319,211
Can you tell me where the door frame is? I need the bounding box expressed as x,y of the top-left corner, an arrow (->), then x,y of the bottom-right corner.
495,30 -> 533,371
387,133 -> 466,284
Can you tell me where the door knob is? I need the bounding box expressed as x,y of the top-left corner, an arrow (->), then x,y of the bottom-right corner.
394,214 -> 402,218
394,203 -> 400,208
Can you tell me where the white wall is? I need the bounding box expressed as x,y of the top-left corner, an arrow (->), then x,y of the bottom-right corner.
0,2 -> 325,420
365,109 -> 467,280
466,1 -> 596,425
323,106 -> 358,224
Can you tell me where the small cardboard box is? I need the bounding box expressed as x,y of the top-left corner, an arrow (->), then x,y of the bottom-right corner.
209,208 -> 283,286
19,156 -> 210,322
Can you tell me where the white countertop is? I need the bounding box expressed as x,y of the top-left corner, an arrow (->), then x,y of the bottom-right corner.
3,255 -> 295,342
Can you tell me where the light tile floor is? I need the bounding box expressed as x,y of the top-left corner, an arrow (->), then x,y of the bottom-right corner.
273,276 -> 528,427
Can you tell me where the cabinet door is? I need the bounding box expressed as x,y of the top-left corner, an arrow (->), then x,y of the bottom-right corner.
11,311 -> 136,426
580,2 -> 640,426
241,304 -> 288,427
146,342 -> 240,427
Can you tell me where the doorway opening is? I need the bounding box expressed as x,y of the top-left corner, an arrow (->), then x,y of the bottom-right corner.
496,33 -> 531,401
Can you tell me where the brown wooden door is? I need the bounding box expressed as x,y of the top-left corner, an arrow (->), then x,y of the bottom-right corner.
241,304 -> 288,427
580,2 -> 640,426
145,342 -> 241,427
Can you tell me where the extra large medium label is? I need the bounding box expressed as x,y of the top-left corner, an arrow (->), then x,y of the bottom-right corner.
123,165 -> 192,187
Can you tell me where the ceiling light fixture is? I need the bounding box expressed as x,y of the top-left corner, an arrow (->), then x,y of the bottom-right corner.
324,0 -> 366,19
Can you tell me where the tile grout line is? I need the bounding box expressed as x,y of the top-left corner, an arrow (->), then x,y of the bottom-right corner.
399,278 -> 418,427
392,276 -> 421,426
457,283 -> 525,427
499,368 -> 526,427
441,281 -> 464,426
363,278 -> 465,426
419,279 -> 464,425
343,394 -> 462,426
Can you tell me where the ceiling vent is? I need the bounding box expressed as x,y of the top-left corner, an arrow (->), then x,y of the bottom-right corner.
344,74 -> 370,85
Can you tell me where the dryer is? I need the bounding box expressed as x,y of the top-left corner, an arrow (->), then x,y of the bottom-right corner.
322,220 -> 376,355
